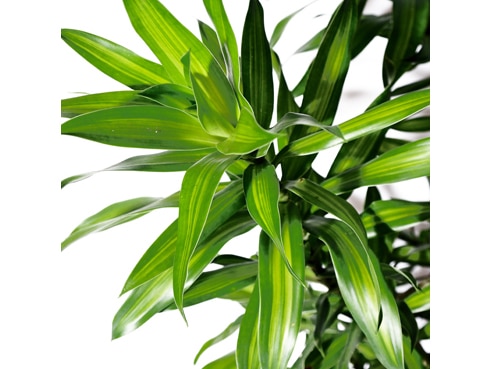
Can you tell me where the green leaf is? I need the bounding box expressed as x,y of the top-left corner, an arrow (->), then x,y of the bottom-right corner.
300,0 -> 358,123
257,203 -> 305,369
61,91 -> 158,118
202,352 -> 237,369
139,83 -> 196,111
61,148 -> 215,188
383,0 -> 430,86
61,105 -> 221,150
123,0 -> 239,136
216,105 -> 279,155
305,217 -> 404,369
236,281 -> 260,369
198,21 -> 227,73
284,178 -> 367,246
121,181 -> 246,294
392,116 -> 430,132
319,324 -> 362,369
286,89 -> 430,156
404,284 -> 430,313
203,0 -> 240,90
61,29 -> 173,89
362,200 -> 430,238
241,0 -> 274,128
270,1 -> 313,48
166,261 -> 257,310
61,193 -> 179,250
322,137 -> 430,194
194,315 -> 243,365
112,210 -> 255,339
351,14 -> 392,59
173,151 -> 238,321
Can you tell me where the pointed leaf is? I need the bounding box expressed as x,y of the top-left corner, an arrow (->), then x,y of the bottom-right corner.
320,324 -> 362,369
241,0 -> 274,128
236,281 -> 260,369
62,148 -> 215,188
139,83 -> 196,111
321,137 -> 430,194
202,352 -> 237,369
362,200 -> 430,238
305,217 -> 404,369
173,151 -> 238,320
404,284 -> 430,313
61,29 -> 173,89
61,91 -> 158,118
257,203 -> 305,369
194,316 -> 243,365
62,193 -> 179,250
61,105 -> 221,150
270,1 -> 314,48
286,89 -> 430,156
300,0 -> 358,123
198,21 -> 227,73
112,210 -> 255,339
122,180 -> 246,294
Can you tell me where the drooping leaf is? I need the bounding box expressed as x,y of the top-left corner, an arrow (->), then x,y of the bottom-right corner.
362,200 -> 430,238
404,284 -> 430,313
61,148 -> 215,188
122,181 -> 246,294
61,29 -> 172,89
241,0 -> 274,128
351,14 -> 392,59
236,281 -> 260,369
112,211 -> 256,339
173,151 -> 238,321
257,203 -> 305,369
305,217 -> 404,369
285,89 -> 430,156
321,137 -> 430,194
61,91 -> 158,118
300,0 -> 359,123
61,194 -> 179,250
194,315 -> 243,365
61,105 -> 221,150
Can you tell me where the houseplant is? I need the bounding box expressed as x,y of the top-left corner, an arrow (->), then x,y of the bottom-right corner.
61,0 -> 430,368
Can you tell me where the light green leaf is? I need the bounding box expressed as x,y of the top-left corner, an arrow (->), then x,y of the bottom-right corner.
61,105 -> 221,150
270,1 -> 314,48
284,178 -> 367,246
61,193 -> 179,250
139,83 -> 196,111
123,0 -> 239,136
203,0 -> 240,89
362,200 -> 430,238
61,148 -> 215,188
300,0 -> 358,123
321,137 -> 429,194
257,203 -> 305,369
121,181 -> 246,294
320,324 -> 362,369
198,21 -> 227,73
194,316 -> 243,365
241,0 -> 274,128
305,217 -> 404,369
404,284 -> 430,313
61,29 -> 172,89
216,105 -> 279,155
173,151 -> 238,321
112,210 -> 255,339
286,89 -> 430,156
202,352 -> 237,369
236,281 -> 260,369
61,91 -> 158,118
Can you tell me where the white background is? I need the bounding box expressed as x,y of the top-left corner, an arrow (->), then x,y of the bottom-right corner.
1,1 -> 490,368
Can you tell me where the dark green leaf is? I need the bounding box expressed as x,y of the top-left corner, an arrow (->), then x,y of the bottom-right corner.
198,21 -> 227,73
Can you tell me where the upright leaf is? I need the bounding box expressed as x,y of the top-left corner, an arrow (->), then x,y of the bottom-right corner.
202,352 -> 237,369
257,203 -> 305,369
236,282 -> 260,369
173,151 -> 238,321
241,0 -> 274,128
198,21 -> 227,73
61,29 -> 172,89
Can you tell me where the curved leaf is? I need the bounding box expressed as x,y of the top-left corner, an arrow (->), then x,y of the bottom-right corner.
61,105 -> 221,150
321,137 -> 430,194
61,29 -> 172,89
198,21 -> 227,73
202,352 -> 237,369
61,148 -> 215,188
236,281 -> 260,369
61,193 -> 179,250
404,284 -> 430,313
257,203 -> 305,369
173,151 -> 238,321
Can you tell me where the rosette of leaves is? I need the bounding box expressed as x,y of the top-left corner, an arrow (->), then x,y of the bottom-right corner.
61,0 -> 430,368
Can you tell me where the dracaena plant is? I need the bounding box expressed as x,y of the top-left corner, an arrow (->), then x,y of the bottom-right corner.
61,0 -> 430,368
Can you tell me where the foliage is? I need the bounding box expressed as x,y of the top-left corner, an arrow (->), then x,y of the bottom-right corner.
61,0 -> 430,368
